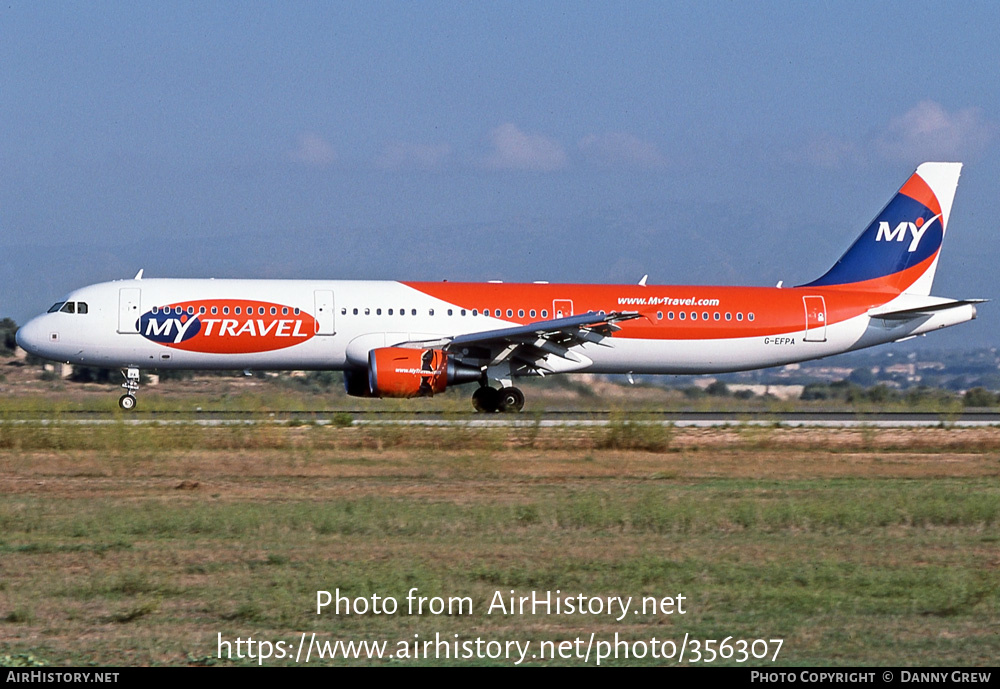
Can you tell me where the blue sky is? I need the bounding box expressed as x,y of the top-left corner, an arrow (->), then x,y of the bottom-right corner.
2,2 -> 998,346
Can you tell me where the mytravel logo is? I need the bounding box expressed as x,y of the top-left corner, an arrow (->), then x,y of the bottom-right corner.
875,213 -> 941,253
138,299 -> 316,354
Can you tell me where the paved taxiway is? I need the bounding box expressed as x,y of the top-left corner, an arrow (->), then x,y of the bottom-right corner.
6,410 -> 1000,427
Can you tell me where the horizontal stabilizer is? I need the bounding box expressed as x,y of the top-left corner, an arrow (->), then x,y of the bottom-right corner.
868,297 -> 986,321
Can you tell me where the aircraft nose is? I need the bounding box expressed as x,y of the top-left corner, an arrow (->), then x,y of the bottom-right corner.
15,316 -> 47,358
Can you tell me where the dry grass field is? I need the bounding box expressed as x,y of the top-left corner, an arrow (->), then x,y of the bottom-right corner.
1,418 -> 998,666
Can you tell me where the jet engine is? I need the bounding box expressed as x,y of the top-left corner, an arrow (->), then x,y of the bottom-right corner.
364,347 -> 481,398
343,368 -> 377,397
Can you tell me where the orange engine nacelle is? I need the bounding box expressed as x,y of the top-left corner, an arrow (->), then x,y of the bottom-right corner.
367,347 -> 481,398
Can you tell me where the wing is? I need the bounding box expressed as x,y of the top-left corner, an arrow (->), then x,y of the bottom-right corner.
392,310 -> 640,375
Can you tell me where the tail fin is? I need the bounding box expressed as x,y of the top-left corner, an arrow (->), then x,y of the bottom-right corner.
803,162 -> 962,295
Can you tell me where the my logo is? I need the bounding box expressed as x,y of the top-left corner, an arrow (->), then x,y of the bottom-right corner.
875,213 -> 940,252
139,309 -> 201,344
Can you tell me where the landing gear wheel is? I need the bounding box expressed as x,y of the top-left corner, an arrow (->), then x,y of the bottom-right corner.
119,368 -> 141,411
472,386 -> 501,413
499,386 -> 524,413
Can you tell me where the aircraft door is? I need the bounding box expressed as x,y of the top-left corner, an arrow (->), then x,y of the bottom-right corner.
803,296 -> 827,342
118,288 -> 141,334
553,299 -> 574,319
314,290 -> 335,335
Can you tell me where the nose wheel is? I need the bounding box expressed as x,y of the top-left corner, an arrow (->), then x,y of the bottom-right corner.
119,368 -> 140,411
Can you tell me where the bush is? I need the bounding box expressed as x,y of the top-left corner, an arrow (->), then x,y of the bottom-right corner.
705,380 -> 730,397
0,318 -> 17,356
597,413 -> 673,452
963,387 -> 997,408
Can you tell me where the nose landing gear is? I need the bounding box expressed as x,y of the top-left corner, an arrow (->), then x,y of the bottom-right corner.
119,367 -> 140,411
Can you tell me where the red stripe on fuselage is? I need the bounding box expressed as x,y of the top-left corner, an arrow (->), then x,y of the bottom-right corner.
403,281 -> 893,341
814,251 -> 938,295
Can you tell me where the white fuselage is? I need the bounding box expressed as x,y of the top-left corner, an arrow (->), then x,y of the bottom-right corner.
16,277 -> 976,377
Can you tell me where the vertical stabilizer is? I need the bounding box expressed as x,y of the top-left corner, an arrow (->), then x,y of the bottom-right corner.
803,162 -> 962,295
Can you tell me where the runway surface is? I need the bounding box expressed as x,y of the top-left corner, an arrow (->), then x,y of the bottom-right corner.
5,410 -> 1000,427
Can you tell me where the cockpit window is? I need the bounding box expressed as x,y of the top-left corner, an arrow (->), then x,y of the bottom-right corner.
47,301 -> 88,314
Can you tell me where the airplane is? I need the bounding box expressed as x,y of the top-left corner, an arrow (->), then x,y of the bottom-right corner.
16,162 -> 983,412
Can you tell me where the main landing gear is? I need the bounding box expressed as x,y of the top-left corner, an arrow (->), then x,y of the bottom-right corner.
119,367 -> 140,411
472,384 -> 525,413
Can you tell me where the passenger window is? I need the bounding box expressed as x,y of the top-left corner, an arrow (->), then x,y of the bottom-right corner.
668,311 -> 674,320
518,309 -> 524,318
749,313 -> 755,321
542,310 -> 548,318
657,311 -> 663,320
690,312 -> 697,321
448,309 -> 453,316
365,308 -> 370,315
282,307 -> 288,315
200,307 -> 207,315
460,309 -> 466,316
702,312 -> 709,321
411,309 -> 417,316
429,309 -> 435,316
737,313 -> 743,321
376,308 -> 382,315
294,308 -> 300,315
714,312 -> 720,321
679,312 -> 686,320
506,309 -> 513,317
530,310 -> 536,318
472,309 -> 478,316
271,307 -> 277,315
725,313 -> 731,321
235,307 -> 241,315
388,309 -> 394,315
353,308 -> 358,315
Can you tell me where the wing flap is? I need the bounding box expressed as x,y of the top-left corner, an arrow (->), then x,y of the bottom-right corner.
394,310 -> 639,372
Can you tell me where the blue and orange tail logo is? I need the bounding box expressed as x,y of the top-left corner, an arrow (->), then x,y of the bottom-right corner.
803,162 -> 961,295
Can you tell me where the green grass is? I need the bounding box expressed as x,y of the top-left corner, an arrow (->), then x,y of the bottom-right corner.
0,422 -> 997,666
